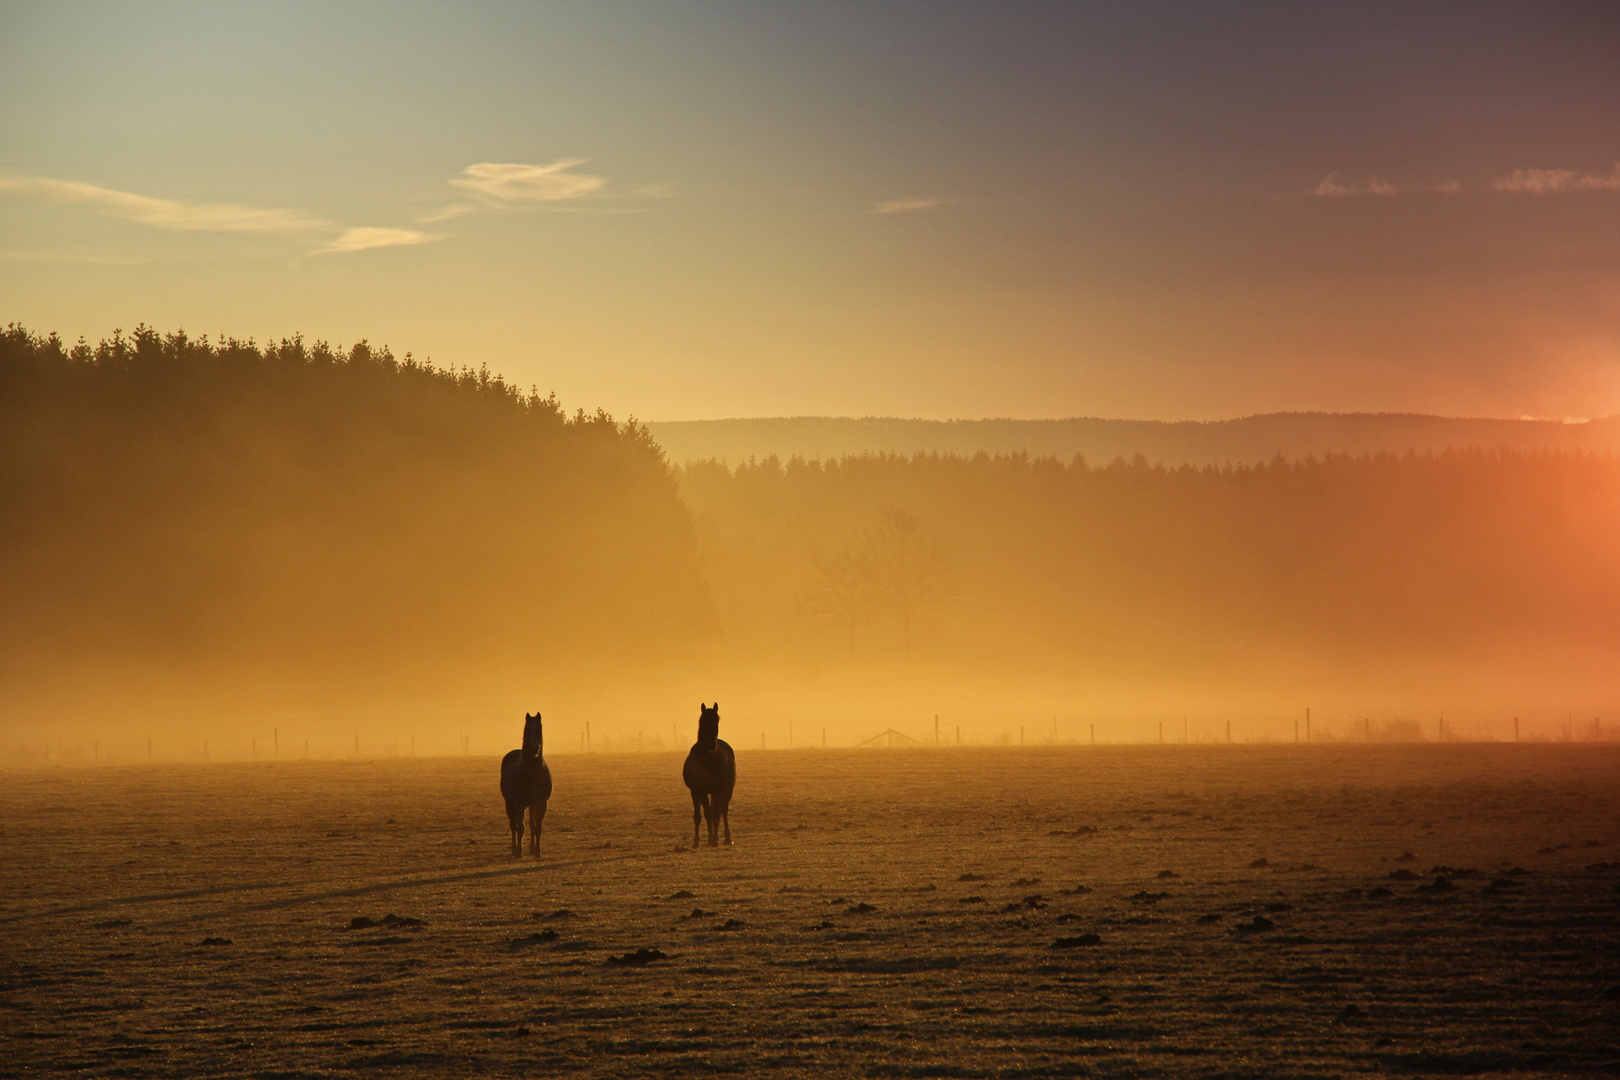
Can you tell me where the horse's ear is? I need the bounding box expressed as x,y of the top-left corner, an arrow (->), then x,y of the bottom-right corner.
524,713 -> 532,721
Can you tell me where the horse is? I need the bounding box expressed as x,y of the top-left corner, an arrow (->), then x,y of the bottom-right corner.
682,702 -> 735,847
499,712 -> 553,857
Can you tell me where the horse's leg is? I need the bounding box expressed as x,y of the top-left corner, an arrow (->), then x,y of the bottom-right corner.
691,790 -> 704,849
508,801 -> 523,858
528,801 -> 544,857
707,791 -> 720,847
719,793 -> 732,846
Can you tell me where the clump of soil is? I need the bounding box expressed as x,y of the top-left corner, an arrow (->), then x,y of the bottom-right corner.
846,902 -> 877,914
607,948 -> 666,966
1058,884 -> 1093,896
957,873 -> 987,882
669,890 -> 696,900
1236,915 -> 1275,933
958,895 -> 986,904
1248,858 -> 1270,869
1156,870 -> 1180,879
198,936 -> 232,946
1197,913 -> 1223,924
1050,934 -> 1101,949
1011,877 -> 1042,887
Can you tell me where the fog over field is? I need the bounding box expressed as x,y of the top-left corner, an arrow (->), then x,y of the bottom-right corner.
4,326 -> 1619,767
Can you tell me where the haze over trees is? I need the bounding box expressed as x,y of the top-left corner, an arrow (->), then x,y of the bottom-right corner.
677,448 -> 1620,694
649,413 -> 1620,469
6,323 -> 1620,745
0,324 -> 711,714
801,509 -> 956,659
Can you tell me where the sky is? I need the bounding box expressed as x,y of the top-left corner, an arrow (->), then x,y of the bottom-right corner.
1,1 -> 1617,422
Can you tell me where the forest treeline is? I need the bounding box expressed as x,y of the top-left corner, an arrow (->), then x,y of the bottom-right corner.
0,325 -> 711,692
650,412 -> 1620,469
677,448 -> 1620,678
6,322 -> 1618,716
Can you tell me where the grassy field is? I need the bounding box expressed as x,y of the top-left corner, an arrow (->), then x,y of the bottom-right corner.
2,744 -> 1618,1077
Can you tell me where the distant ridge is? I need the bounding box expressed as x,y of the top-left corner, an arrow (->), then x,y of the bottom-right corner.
647,413 -> 1620,468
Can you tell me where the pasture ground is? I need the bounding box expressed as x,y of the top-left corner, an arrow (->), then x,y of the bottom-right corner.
2,745 -> 1618,1077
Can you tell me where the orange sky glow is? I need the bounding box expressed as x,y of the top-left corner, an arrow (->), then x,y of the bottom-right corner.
2,2 -> 1618,421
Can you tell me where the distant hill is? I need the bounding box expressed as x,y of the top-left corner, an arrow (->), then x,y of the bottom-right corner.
648,413 -> 1620,467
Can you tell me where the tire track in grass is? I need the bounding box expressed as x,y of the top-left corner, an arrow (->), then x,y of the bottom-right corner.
158,848 -> 664,924
1,848 -> 665,926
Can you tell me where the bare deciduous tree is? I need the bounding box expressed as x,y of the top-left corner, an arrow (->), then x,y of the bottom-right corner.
858,508 -> 955,660
801,541 -> 872,660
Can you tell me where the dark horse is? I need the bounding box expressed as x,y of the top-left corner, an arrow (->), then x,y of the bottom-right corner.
499,713 -> 553,857
682,702 -> 735,847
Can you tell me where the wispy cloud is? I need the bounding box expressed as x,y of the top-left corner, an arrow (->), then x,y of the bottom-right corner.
0,173 -> 325,232
314,227 -> 435,254
0,170 -> 435,255
449,160 -> 606,204
1492,163 -> 1620,194
1312,174 -> 1396,198
417,202 -> 480,224
418,160 -> 612,224
873,197 -> 952,214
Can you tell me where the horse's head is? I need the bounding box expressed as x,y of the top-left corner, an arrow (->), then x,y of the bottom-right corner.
522,712 -> 543,758
696,703 -> 720,751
